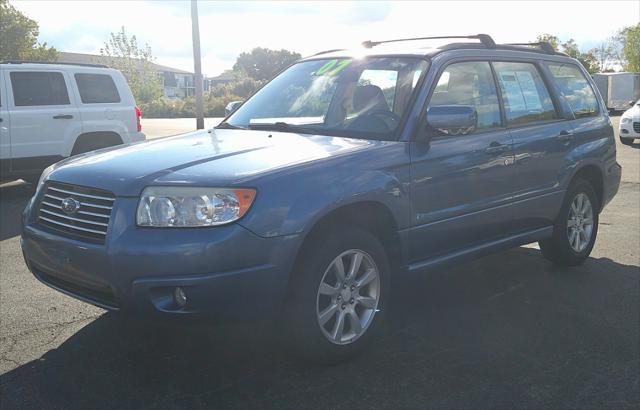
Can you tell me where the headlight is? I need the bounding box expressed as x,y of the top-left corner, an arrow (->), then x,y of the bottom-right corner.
621,117 -> 632,124
136,187 -> 256,227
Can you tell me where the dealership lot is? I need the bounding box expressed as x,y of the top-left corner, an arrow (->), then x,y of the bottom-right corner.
1,117 -> 638,408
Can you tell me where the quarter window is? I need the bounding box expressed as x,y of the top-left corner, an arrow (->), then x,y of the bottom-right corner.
428,61 -> 502,132
546,64 -> 598,118
10,71 -> 70,106
493,62 -> 557,125
74,74 -> 121,104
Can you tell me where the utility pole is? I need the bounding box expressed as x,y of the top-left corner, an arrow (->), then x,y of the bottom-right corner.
191,0 -> 204,129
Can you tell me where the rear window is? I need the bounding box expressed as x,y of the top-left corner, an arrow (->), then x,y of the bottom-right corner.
74,73 -> 120,104
10,71 -> 70,106
546,64 -> 598,118
493,62 -> 558,126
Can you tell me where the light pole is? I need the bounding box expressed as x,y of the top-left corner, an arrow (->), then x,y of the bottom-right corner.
191,0 -> 204,129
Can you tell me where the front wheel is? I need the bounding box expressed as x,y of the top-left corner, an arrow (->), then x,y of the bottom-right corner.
539,178 -> 599,266
288,227 -> 389,363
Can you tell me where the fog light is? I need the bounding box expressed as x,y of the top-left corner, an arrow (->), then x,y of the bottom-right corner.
173,287 -> 187,308
621,129 -> 629,134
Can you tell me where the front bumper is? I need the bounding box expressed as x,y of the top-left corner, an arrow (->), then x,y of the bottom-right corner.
21,195 -> 300,321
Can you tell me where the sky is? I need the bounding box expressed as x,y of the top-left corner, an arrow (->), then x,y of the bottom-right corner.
13,0 -> 640,77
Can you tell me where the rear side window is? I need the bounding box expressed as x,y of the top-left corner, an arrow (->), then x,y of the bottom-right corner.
10,71 -> 70,106
429,61 -> 502,132
74,73 -> 121,103
546,64 -> 598,118
493,62 -> 557,125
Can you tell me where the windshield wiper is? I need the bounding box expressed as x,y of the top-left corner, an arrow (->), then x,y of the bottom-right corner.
247,122 -> 316,134
215,122 -> 246,130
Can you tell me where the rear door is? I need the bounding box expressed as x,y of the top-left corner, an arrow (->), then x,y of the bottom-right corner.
5,69 -> 81,171
544,62 -> 610,147
409,60 -> 515,261
70,70 -> 128,137
493,61 -> 574,232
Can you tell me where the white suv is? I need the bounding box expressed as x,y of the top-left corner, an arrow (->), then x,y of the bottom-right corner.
0,62 -> 145,183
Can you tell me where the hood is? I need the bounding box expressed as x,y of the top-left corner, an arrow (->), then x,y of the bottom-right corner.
47,129 -> 376,196
622,103 -> 640,119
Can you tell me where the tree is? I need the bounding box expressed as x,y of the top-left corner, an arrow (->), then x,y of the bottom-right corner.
536,34 -> 560,51
590,42 -> 614,71
100,27 -> 162,103
559,38 -> 598,74
233,47 -> 301,81
0,0 -> 58,61
615,23 -> 640,72
535,35 -> 599,74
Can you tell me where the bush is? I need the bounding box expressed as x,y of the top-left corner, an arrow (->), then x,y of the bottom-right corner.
140,77 -> 263,118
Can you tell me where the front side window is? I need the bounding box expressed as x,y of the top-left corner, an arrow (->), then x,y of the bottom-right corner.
428,61 -> 502,132
546,64 -> 598,118
225,57 -> 429,140
10,71 -> 70,106
74,73 -> 121,104
493,62 -> 557,125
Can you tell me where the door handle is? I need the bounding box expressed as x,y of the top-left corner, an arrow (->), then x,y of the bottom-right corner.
53,114 -> 73,119
484,142 -> 509,154
558,130 -> 573,143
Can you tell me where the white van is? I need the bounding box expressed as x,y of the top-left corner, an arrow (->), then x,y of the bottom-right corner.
0,61 -> 145,183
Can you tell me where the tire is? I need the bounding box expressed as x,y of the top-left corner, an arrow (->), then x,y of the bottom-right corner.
287,226 -> 390,363
71,134 -> 122,155
539,178 -> 599,266
620,137 -> 634,146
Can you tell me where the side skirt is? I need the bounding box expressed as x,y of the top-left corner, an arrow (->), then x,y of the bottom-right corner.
405,226 -> 553,275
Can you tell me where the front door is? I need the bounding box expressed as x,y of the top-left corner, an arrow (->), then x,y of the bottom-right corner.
409,61 -> 515,262
5,69 -> 81,172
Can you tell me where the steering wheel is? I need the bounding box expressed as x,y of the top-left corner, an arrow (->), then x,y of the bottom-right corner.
365,110 -> 400,125
345,110 -> 400,133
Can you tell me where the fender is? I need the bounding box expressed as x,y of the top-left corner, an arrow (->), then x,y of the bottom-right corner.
62,126 -> 125,157
238,142 -> 412,238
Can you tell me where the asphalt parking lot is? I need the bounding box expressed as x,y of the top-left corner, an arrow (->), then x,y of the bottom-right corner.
1,117 -> 638,409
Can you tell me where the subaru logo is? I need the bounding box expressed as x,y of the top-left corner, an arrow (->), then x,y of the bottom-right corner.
61,197 -> 81,215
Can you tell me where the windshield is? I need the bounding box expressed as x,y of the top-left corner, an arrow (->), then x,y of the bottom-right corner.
225,57 -> 429,140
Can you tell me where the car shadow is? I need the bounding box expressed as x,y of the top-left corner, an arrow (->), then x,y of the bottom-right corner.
0,181 -> 36,241
2,247 -> 638,409
622,140 -> 640,149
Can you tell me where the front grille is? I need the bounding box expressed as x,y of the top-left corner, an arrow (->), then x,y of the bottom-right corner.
38,182 -> 115,243
634,122 -> 640,133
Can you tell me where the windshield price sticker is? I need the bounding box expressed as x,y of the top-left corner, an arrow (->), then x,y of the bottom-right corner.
313,59 -> 352,77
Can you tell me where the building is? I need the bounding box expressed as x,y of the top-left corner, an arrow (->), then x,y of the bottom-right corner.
205,70 -> 237,89
57,52 -> 195,99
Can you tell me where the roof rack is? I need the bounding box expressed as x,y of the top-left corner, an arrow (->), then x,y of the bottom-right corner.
362,34 -> 497,49
504,42 -> 555,54
312,49 -> 345,57
0,60 -> 108,68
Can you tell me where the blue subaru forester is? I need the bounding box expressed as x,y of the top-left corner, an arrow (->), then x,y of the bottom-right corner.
22,35 -> 621,361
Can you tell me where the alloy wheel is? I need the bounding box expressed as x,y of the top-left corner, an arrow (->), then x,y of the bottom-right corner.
567,193 -> 594,253
315,249 -> 380,345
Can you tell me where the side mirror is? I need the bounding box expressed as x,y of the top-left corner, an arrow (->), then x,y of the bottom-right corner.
426,105 -> 477,136
225,100 -> 243,116
630,101 -> 636,108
